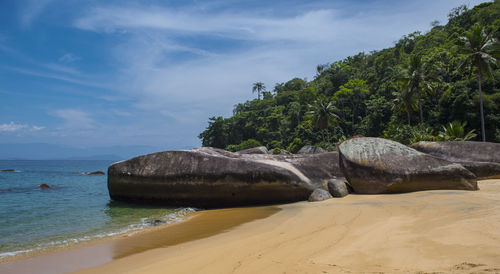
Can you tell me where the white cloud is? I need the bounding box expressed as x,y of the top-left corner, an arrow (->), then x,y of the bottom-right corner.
0,122 -> 44,132
52,109 -> 94,129
1,66 -> 111,89
20,0 -> 56,27
58,53 -> 80,63
69,0 -> 486,148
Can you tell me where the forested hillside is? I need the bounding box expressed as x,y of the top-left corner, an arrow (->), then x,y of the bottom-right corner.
199,1 -> 500,153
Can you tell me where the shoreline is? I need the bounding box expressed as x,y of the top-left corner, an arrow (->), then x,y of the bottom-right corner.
2,180 -> 500,273
0,205 -> 280,274
0,208 -> 197,263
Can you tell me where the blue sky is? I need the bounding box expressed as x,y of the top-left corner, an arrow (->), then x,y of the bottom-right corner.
0,0 -> 487,151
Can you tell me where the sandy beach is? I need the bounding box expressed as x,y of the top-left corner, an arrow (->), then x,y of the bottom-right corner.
2,179 -> 500,273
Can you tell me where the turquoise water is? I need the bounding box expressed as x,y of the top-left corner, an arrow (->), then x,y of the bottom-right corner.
0,160 -> 193,259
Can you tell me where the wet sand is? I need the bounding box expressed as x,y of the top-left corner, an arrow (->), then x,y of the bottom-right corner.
2,180 -> 500,273
0,206 -> 279,274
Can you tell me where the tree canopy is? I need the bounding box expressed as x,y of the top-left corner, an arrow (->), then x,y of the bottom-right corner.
200,1 -> 500,151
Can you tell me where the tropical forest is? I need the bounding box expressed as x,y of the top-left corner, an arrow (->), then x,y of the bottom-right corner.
199,1 -> 500,153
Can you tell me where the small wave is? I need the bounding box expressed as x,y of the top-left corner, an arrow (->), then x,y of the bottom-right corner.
0,249 -> 34,259
0,208 -> 195,260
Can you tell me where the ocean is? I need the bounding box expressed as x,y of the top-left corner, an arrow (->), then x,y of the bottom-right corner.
0,160 -> 193,259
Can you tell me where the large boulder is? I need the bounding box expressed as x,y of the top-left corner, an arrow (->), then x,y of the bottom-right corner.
297,145 -> 326,154
412,141 -> 500,179
108,147 -> 343,208
338,137 -> 478,194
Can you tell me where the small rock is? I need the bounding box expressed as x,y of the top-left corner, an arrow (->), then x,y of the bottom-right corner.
88,171 -> 105,175
39,184 -> 51,189
297,145 -> 326,154
147,219 -> 164,226
308,189 -> 332,202
327,179 -> 349,197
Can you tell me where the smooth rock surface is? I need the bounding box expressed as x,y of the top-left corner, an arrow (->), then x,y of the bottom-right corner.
236,146 -> 269,154
297,145 -> 326,154
327,179 -> 349,197
412,141 -> 500,179
339,137 -> 478,194
308,189 -> 332,202
108,147 -> 343,208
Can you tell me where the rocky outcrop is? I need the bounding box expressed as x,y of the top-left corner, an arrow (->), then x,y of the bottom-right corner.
308,189 -> 332,202
88,171 -> 105,175
237,146 -> 269,154
1,169 -> 16,172
297,145 -> 326,154
108,147 -> 343,208
39,184 -> 51,189
338,137 -> 478,194
412,141 -> 500,179
327,179 -> 349,197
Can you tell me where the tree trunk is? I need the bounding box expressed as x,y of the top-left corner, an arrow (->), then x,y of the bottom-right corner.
407,110 -> 411,126
418,93 -> 424,123
477,71 -> 486,142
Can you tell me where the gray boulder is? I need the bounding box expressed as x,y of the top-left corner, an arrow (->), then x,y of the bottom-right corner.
308,189 -> 332,202
412,141 -> 500,179
338,137 -> 478,194
236,146 -> 269,154
297,145 -> 326,154
327,179 -> 349,197
108,147 -> 343,208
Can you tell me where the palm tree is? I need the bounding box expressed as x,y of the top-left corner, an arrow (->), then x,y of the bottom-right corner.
252,82 -> 266,100
400,54 -> 439,123
436,121 -> 477,141
308,96 -> 340,149
456,23 -> 500,142
289,102 -> 302,127
392,87 -> 417,126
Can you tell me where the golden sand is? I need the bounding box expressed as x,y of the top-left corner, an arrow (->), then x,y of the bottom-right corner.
2,180 -> 500,273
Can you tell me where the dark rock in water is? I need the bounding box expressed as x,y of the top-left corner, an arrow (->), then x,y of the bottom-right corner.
327,179 -> 349,197
411,141 -> 500,179
308,189 -> 332,202
88,171 -> 105,175
147,219 -> 164,226
297,145 -> 326,154
236,146 -> 269,154
108,147 -> 343,208
1,169 -> 16,172
338,137 -> 478,194
39,184 -> 51,189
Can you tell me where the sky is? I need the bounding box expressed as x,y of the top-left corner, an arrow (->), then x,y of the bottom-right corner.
0,0 -> 487,153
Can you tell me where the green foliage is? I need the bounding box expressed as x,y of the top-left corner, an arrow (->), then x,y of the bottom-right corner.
436,121 -> 478,141
271,148 -> 282,155
226,139 -> 262,152
409,126 -> 436,144
287,138 -> 303,153
199,2 -> 500,150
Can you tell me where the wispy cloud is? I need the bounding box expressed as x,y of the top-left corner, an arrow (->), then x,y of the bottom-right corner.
52,109 -> 94,129
58,53 -> 80,63
0,65 -> 110,89
0,122 -> 44,132
20,0 -> 56,27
